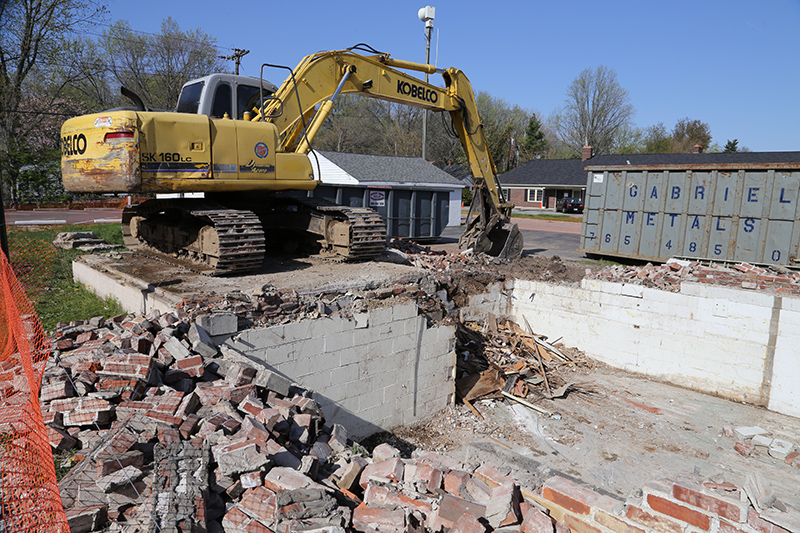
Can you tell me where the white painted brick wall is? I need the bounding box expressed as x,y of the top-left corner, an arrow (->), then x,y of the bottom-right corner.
224,303 -> 454,438
495,280 -> 800,419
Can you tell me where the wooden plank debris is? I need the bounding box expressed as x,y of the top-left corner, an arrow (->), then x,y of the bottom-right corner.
454,315 -> 592,418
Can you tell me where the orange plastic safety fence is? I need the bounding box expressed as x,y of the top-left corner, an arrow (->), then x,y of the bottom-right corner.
0,249 -> 69,532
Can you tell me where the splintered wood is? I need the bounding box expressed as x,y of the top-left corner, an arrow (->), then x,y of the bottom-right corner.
454,314 -> 592,414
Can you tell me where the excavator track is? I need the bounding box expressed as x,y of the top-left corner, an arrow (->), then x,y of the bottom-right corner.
314,204 -> 387,261
122,200 -> 266,276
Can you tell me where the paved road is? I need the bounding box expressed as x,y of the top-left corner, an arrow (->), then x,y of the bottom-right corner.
5,207 -> 123,226
433,221 -> 584,261
5,207 -> 586,261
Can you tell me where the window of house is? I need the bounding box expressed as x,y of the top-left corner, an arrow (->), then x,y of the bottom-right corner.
526,188 -> 544,203
501,188 -> 512,201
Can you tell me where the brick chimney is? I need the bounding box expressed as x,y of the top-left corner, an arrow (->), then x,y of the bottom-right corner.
582,145 -> 593,161
693,143 -> 703,154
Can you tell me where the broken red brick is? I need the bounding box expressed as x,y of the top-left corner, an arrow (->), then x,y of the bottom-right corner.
444,469 -> 471,497
451,512 -> 488,533
521,507 -> 554,533
734,441 -> 755,456
626,504 -> 684,533
238,486 -> 277,524
646,494 -> 710,531
359,457 -> 404,488
672,482 -> 745,522
353,504 -> 406,533
541,476 -> 619,516
785,450 -> 799,467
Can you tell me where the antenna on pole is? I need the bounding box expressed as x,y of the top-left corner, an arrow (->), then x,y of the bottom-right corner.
219,48 -> 250,75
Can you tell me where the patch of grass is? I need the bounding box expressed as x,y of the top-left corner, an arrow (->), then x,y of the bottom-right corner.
511,213 -> 583,222
53,448 -> 79,481
579,257 -> 623,268
7,223 -> 126,331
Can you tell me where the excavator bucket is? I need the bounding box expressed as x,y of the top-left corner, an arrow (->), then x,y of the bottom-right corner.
460,219 -> 523,259
459,183 -> 524,259
486,221 -> 524,259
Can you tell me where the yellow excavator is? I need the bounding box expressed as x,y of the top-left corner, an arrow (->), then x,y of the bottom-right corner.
61,45 -> 523,275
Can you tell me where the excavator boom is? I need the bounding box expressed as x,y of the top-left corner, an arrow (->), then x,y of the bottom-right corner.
254,48 -> 522,258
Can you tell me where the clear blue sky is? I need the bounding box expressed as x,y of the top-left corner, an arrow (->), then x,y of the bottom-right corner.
107,0 -> 800,152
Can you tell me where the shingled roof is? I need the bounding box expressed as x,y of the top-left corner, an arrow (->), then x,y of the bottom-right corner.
498,151 -> 800,187
316,150 -> 463,186
498,158 -> 588,187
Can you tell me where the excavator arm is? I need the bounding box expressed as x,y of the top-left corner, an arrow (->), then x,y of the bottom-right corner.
253,49 -> 523,258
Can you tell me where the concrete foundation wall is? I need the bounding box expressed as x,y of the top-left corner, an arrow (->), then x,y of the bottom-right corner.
73,257 -> 180,315
225,302 -> 455,438
497,279 -> 800,419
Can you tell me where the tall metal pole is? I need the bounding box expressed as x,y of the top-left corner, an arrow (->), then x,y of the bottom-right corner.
422,24 -> 432,161
418,6 -> 435,161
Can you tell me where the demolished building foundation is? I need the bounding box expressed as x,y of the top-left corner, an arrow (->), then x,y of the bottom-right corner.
47,250 -> 800,532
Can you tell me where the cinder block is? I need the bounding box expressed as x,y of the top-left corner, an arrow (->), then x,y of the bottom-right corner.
325,330 -> 355,353
308,316 -> 347,339
281,320 -> 314,343
367,305 -> 394,326
392,303 -> 417,321
346,376 -> 373,398
197,312 -> 238,336
392,333 -> 417,353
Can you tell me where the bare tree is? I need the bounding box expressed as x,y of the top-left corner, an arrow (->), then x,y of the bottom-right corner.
0,0 -> 106,203
100,18 -> 225,110
554,65 -> 635,156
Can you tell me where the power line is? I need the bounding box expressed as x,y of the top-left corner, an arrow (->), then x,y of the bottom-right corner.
87,20 -> 236,53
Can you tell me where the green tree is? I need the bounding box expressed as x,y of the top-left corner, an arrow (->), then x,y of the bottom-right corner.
640,122 -> 672,154
723,139 -> 739,153
521,113 -> 547,160
553,65 -> 635,156
671,117 -> 712,152
0,0 -> 106,204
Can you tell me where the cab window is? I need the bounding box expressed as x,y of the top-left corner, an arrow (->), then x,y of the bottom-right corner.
237,84 -> 263,119
211,82 -> 232,118
176,81 -> 204,113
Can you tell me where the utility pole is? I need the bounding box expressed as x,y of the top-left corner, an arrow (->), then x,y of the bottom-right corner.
219,48 -> 250,75
418,6 -> 435,161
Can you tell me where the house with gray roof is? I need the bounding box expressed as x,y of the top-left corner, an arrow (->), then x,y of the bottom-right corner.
498,157 -> 590,209
305,150 -> 465,241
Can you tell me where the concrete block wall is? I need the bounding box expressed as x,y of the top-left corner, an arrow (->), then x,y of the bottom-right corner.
225,302 -> 455,439
487,279 -> 800,419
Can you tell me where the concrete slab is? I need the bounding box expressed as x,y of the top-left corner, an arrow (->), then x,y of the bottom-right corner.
403,366 -> 800,508
73,251 -> 426,315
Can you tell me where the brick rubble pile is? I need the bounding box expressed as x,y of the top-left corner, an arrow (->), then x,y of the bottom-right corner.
590,260 -> 800,294
42,306 -> 800,533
